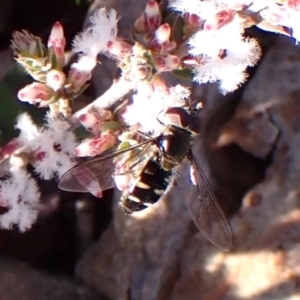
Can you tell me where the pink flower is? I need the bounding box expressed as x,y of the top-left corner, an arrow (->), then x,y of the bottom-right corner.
18,83 -> 55,106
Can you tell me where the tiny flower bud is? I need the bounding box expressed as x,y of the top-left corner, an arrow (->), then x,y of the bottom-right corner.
47,22 -> 66,68
145,0 -> 161,33
154,54 -> 180,72
79,112 -> 103,134
68,56 -> 96,92
204,10 -> 235,31
184,14 -> 202,36
106,40 -> 132,59
75,131 -> 117,157
155,23 -> 171,44
18,83 -> 55,106
46,69 -> 66,91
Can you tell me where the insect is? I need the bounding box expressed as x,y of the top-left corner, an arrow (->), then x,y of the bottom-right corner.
58,107 -> 233,251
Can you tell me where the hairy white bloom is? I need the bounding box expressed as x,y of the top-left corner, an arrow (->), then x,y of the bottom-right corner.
188,16 -> 243,56
169,0 -> 261,93
186,14 -> 260,94
15,113 -> 77,180
16,113 -> 40,143
0,168 -> 40,232
72,29 -> 100,59
72,8 -> 119,58
168,0 -> 216,19
190,35 -> 260,93
214,0 -> 253,9
90,7 -> 119,40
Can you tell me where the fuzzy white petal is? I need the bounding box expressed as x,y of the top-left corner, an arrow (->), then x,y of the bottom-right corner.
0,169 -> 40,232
72,8 -> 119,58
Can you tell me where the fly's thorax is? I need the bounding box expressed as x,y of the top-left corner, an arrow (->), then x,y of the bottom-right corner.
158,125 -> 193,170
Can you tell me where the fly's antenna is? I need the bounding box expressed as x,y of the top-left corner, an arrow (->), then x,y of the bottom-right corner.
155,108 -> 166,126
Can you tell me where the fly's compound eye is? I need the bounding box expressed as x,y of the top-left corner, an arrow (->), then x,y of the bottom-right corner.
165,107 -> 201,133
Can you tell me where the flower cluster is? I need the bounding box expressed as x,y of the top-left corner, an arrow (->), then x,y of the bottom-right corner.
12,22 -> 96,116
3,0 -> 300,231
0,113 -> 76,231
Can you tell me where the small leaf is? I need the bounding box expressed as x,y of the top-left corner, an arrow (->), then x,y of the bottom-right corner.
172,68 -> 193,80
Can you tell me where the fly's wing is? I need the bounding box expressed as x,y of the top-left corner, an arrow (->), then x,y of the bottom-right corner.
58,138 -> 155,198
186,153 -> 233,251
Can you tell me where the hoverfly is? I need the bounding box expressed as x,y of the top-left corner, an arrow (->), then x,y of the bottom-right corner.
58,107 -> 233,251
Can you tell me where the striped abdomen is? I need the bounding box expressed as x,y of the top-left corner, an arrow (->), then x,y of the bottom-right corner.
120,157 -> 172,214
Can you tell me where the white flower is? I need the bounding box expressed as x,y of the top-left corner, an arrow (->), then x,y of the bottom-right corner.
168,0 -> 216,19
72,28 -> 100,58
15,113 -> 77,180
72,8 -> 119,58
190,38 -> 260,94
0,168 -> 40,232
187,15 -> 260,94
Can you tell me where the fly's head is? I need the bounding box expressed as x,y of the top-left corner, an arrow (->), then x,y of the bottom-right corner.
164,106 -> 202,134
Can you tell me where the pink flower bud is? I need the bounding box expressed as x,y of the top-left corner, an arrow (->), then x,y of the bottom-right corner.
154,54 -> 180,72
47,22 -> 66,68
68,56 -> 96,91
185,14 -> 202,29
106,40 -> 132,60
18,83 -> 55,106
184,14 -> 202,36
204,10 -> 235,31
75,131 -> 117,157
155,23 -> 171,44
46,69 -> 66,91
79,112 -> 103,134
145,0 -> 161,33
